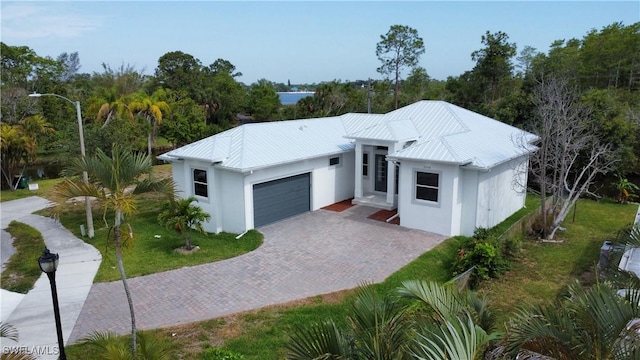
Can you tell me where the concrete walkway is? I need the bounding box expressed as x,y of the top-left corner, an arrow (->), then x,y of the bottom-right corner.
68,205 -> 445,342
0,197 -> 101,360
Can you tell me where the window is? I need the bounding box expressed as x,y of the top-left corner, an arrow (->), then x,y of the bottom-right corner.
329,156 -> 340,166
362,153 -> 369,176
415,171 -> 439,202
193,169 -> 208,197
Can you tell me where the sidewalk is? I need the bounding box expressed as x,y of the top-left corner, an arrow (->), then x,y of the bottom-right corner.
0,197 -> 101,360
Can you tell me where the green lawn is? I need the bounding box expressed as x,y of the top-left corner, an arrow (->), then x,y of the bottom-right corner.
0,178 -> 60,202
56,201 -> 262,282
1,221 -> 47,293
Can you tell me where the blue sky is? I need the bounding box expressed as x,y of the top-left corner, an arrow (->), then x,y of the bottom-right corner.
1,1 -> 638,85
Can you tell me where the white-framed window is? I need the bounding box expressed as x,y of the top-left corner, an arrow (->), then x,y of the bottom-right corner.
193,169 -> 208,198
415,171 -> 439,203
362,153 -> 369,177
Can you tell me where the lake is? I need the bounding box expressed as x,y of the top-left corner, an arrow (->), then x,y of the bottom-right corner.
278,92 -> 314,105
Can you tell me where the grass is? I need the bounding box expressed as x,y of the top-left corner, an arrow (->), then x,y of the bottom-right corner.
479,198 -> 638,328
1,221 -> 47,293
56,200 -> 262,282
0,178 -> 60,202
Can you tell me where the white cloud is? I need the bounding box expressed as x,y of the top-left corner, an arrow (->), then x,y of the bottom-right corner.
1,3 -> 104,40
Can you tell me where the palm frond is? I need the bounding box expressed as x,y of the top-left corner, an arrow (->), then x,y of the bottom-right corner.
412,315 -> 500,360
0,322 -> 19,342
286,320 -> 350,360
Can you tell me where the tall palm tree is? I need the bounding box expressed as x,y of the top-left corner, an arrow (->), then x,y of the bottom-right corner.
129,92 -> 170,156
157,196 -> 210,251
88,87 -> 134,129
50,144 -> 174,358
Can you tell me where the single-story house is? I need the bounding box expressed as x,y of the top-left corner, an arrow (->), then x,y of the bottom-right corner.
159,100 -> 537,237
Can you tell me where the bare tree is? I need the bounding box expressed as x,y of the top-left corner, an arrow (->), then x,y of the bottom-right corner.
523,76 -> 616,239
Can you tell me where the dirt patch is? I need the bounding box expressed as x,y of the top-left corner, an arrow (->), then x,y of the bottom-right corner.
174,246 -> 200,255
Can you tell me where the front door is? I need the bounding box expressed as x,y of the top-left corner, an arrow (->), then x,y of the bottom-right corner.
375,154 -> 387,192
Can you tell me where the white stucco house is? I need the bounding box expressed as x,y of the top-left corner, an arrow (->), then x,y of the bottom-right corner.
159,100 -> 537,237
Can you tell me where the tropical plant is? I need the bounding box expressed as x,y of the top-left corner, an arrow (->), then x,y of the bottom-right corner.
129,91 -> 170,155
613,174 -> 639,204
0,115 -> 54,190
0,322 -> 36,360
49,144 -> 174,358
287,281 -> 500,360
157,196 -> 211,251
287,282 -> 411,359
505,280 -> 640,359
79,330 -> 173,360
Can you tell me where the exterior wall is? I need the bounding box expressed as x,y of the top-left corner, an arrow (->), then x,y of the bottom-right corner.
242,151 -> 355,230
475,157 -> 527,229
397,160 -> 461,236
216,169 -> 245,234
459,169 -> 479,236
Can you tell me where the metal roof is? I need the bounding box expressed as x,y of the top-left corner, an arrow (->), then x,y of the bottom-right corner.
160,100 -> 537,171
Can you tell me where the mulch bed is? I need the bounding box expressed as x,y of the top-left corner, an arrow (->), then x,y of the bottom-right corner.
367,209 -> 400,225
322,198 -> 355,212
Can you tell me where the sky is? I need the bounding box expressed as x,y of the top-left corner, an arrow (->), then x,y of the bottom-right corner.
1,1 -> 639,85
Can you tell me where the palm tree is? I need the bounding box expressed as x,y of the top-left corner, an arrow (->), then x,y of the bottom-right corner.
0,115 -> 54,190
286,281 -> 499,360
287,283 -> 411,359
129,91 -> 170,156
50,144 -> 174,358
88,87 -> 134,129
157,196 -> 210,251
505,280 -> 640,359
78,330 -> 173,360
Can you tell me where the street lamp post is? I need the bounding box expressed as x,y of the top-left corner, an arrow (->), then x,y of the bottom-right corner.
37,248 -> 67,360
29,93 -> 94,238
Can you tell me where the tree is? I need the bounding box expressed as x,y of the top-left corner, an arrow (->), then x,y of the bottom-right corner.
0,115 -> 54,190
158,89 -> 209,146
470,31 -> 517,104
208,58 -> 242,78
521,76 -> 617,239
376,25 -> 425,109
129,91 -> 170,155
399,66 -> 430,106
56,52 -> 81,83
49,144 -> 174,358
247,79 -> 281,121
157,196 -> 211,251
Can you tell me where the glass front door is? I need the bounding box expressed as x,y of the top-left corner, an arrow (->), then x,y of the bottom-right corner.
375,154 -> 387,192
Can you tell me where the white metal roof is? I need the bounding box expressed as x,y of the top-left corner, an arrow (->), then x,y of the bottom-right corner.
159,100 -> 537,172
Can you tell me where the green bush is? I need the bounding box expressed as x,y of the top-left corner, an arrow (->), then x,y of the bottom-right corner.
201,348 -> 245,360
453,232 -> 510,287
501,234 -> 522,259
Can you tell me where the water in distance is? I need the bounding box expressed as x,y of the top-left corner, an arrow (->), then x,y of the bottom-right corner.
278,92 -> 314,105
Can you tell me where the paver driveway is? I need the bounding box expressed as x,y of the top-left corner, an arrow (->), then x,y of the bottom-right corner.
68,205 -> 445,342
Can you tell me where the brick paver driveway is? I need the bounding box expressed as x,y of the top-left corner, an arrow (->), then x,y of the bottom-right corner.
68,205 -> 445,342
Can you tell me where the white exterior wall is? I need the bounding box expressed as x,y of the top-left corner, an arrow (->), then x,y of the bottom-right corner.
460,169 -> 479,236
241,152 -> 355,230
475,157 -> 527,229
217,170 -> 245,234
397,160 -> 461,237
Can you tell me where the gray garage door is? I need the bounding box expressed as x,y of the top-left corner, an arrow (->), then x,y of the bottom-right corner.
253,173 -> 311,227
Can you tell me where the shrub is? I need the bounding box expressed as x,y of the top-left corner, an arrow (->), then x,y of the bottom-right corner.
501,234 -> 522,259
201,348 -> 245,360
453,234 -> 510,287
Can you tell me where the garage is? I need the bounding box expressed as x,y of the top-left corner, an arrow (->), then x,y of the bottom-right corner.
253,173 -> 311,227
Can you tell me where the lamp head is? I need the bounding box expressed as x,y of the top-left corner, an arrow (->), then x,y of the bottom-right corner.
28,93 -> 42,98
38,248 -> 59,273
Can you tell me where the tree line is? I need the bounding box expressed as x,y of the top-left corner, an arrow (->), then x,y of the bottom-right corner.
1,21 -> 639,190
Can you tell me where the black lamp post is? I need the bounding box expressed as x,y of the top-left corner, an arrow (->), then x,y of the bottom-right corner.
38,248 -> 67,360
